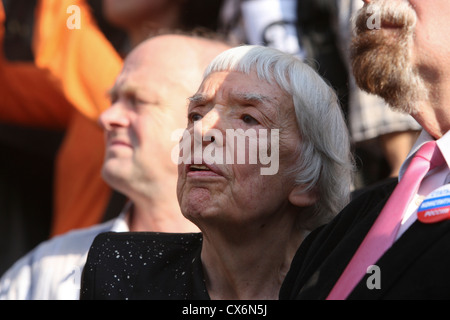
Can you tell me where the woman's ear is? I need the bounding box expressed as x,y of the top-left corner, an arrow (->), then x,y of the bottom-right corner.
288,185 -> 318,208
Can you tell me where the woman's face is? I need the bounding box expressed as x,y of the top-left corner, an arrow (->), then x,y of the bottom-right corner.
177,70 -> 316,231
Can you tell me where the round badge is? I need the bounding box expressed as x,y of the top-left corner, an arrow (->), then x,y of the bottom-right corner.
418,184 -> 450,224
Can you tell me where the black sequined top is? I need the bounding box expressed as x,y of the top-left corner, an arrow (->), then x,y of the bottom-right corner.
80,232 -> 209,300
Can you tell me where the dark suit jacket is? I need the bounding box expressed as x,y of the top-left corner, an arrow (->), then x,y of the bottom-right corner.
280,178 -> 450,300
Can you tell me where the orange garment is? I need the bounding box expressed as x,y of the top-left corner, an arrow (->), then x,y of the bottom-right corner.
0,0 -> 123,236
33,0 -> 123,122
0,4 -> 71,130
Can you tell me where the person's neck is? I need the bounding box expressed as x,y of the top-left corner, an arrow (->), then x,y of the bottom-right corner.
126,182 -> 198,233
199,212 -> 309,300
126,201 -> 197,233
413,71 -> 450,139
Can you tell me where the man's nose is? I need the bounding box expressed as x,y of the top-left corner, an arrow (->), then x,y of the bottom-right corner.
98,103 -> 130,131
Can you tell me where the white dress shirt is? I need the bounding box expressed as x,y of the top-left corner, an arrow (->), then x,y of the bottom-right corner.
0,205 -> 130,300
396,130 -> 450,240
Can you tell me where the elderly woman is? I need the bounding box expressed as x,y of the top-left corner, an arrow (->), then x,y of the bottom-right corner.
80,45 -> 353,300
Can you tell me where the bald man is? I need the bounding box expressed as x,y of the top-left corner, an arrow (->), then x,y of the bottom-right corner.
0,34 -> 229,300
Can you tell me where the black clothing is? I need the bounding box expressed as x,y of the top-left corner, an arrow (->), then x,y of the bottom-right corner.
280,179 -> 450,300
80,232 -> 209,300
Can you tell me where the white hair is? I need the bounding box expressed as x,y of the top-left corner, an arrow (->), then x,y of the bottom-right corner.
204,45 -> 354,228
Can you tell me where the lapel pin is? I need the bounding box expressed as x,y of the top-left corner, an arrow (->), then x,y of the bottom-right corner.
418,184 -> 450,224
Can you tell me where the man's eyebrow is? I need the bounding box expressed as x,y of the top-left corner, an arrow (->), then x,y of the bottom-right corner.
107,83 -> 139,98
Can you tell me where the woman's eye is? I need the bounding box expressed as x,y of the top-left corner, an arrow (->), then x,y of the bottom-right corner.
242,114 -> 259,125
190,113 -> 203,122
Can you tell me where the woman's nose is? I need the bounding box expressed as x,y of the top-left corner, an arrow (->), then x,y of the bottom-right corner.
200,108 -> 220,134
192,108 -> 225,148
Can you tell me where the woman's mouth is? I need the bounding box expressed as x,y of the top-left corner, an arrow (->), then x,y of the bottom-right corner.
186,163 -> 223,178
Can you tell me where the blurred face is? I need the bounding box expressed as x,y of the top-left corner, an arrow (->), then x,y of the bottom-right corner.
352,0 -> 450,114
99,46 -> 194,196
102,0 -> 180,29
177,70 -> 308,229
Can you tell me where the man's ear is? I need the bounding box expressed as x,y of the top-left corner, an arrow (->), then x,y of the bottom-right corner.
288,184 -> 318,208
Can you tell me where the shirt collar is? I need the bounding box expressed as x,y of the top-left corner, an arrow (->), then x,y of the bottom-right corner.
399,129 -> 450,181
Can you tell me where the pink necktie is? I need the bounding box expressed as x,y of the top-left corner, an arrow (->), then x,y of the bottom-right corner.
327,141 -> 445,300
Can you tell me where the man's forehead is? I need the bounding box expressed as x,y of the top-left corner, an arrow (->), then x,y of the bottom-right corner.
110,63 -> 168,93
